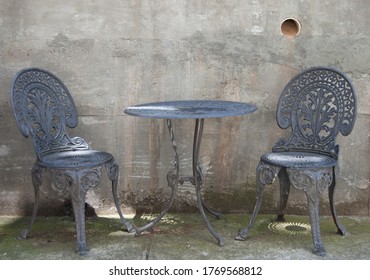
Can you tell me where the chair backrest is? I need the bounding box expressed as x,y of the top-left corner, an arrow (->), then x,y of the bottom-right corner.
10,68 -> 88,160
273,67 -> 357,158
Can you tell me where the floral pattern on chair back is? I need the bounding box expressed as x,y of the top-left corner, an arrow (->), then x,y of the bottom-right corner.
273,67 -> 357,158
10,68 -> 87,159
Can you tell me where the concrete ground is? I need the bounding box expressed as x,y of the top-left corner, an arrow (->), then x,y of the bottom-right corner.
0,213 -> 370,260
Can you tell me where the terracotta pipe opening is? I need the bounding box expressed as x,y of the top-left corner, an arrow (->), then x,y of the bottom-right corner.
281,18 -> 301,38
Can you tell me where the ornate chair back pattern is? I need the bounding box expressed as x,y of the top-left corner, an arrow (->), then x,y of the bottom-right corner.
273,67 -> 357,158
10,67 -> 132,255
10,68 -> 88,160
236,66 -> 357,257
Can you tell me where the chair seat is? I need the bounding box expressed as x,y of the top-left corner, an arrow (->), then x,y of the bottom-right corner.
261,151 -> 337,169
39,150 -> 113,169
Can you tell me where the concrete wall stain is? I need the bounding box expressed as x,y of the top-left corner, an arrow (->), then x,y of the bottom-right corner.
0,0 -> 369,216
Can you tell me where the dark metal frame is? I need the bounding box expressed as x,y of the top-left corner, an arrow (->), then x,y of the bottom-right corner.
124,100 -> 257,246
10,68 -> 132,255
133,118 -> 224,245
236,67 -> 357,256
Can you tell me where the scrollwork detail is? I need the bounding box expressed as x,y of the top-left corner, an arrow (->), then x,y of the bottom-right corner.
166,119 -> 180,190
105,160 -> 119,181
275,67 -> 356,156
51,170 -> 73,191
10,68 -> 81,159
256,161 -> 281,185
50,167 -> 102,194
80,167 -> 102,192
287,168 -> 332,194
70,137 -> 89,150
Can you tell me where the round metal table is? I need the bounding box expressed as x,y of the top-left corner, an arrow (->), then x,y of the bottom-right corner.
124,100 -> 257,246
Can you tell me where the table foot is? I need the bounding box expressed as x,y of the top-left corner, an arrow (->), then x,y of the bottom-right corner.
234,231 -> 247,241
218,237 -> 225,247
234,235 -> 246,241
133,176 -> 178,236
134,223 -> 155,236
197,197 -> 224,246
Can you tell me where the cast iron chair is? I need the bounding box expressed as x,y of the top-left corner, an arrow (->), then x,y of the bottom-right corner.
236,67 -> 357,256
10,67 -> 132,255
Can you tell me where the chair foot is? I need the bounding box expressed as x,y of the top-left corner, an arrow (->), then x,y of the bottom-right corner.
337,226 -> 346,236
17,229 -> 29,240
312,245 -> 326,257
274,215 -> 286,222
77,244 -> 89,256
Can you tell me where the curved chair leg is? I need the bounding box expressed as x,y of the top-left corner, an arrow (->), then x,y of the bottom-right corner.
106,160 -> 133,232
71,183 -> 88,255
236,161 -> 280,241
306,181 -> 325,256
287,168 -> 332,257
18,164 -> 44,240
70,172 -> 88,255
69,167 -> 103,255
329,167 -> 346,235
275,168 -> 290,222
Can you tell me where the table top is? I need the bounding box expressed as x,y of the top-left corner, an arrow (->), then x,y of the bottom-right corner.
124,100 -> 257,119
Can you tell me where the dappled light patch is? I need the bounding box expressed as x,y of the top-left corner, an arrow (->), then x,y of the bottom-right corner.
268,221 -> 311,235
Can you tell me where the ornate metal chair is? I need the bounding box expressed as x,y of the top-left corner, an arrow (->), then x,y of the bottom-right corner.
10,68 -> 132,255
236,67 -> 357,256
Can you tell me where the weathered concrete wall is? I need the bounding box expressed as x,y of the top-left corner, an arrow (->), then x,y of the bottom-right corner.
0,0 -> 369,216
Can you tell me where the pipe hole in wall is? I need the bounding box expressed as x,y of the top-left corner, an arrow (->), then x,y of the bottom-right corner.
281,18 -> 301,38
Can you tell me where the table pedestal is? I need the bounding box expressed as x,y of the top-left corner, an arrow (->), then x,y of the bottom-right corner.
134,118 -> 224,246
125,100 -> 257,246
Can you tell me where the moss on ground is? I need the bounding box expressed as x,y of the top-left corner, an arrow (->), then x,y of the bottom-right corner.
0,214 -> 370,260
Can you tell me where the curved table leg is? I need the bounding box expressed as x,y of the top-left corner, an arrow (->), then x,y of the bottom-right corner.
193,119 -> 224,246
18,163 -> 43,240
236,161 -> 280,240
134,119 -> 179,236
202,199 -> 221,219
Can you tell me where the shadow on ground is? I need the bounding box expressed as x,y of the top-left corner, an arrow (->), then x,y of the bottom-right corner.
0,214 -> 370,260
